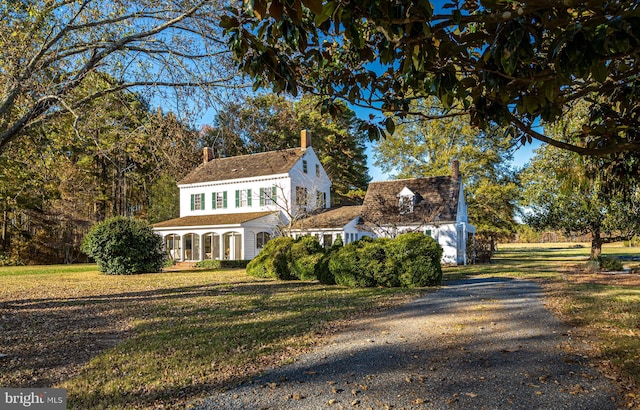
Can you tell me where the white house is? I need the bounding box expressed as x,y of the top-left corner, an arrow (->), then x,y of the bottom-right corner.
153,131 -> 475,265
290,161 -> 476,265
153,130 -> 331,261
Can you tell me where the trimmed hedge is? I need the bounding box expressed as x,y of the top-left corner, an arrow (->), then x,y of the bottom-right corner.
246,236 -> 295,279
247,233 -> 443,288
81,216 -> 165,275
326,233 -> 442,288
194,259 -> 251,269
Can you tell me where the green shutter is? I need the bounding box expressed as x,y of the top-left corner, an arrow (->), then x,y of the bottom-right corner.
259,188 -> 265,206
247,189 -> 252,206
235,190 -> 240,207
272,186 -> 277,204
201,193 -> 205,210
190,194 -> 194,211
212,192 -> 217,209
223,191 -> 227,208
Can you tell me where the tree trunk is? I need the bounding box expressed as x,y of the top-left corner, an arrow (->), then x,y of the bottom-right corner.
590,227 -> 603,260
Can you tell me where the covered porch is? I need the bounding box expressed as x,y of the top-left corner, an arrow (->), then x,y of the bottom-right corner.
152,212 -> 279,262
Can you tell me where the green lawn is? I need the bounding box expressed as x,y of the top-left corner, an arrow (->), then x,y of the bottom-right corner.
0,265 -> 422,409
1,244 -> 639,409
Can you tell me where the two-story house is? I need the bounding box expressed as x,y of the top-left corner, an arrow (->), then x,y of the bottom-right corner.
152,130 -> 331,261
154,132 -> 475,265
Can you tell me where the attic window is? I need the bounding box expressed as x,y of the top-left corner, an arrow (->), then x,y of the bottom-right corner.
398,187 -> 415,214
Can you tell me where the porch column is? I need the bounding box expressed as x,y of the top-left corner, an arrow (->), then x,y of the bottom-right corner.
219,232 -> 225,260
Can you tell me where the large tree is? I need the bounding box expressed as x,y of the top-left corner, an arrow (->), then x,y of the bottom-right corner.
374,99 -> 519,251
521,102 -> 640,259
0,0 -> 239,152
220,0 -> 640,175
203,94 -> 370,205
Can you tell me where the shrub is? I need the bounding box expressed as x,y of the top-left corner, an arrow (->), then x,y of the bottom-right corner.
246,237 -> 295,279
387,232 -> 442,287
326,233 -> 442,288
290,235 -> 324,280
329,241 -> 368,287
195,259 -> 251,269
81,217 -> 165,275
599,256 -> 624,272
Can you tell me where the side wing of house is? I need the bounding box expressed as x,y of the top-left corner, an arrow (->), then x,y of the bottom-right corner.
289,206 -> 372,247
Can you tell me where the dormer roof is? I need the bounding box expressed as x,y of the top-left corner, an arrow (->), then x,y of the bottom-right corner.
179,147 -> 306,185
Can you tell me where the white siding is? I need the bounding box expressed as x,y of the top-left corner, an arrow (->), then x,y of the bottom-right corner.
178,176 -> 292,217
289,148 -> 331,214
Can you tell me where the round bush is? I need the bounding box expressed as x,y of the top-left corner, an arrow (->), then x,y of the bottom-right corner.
290,235 -> 324,280
387,232 -> 443,287
329,241 -> 367,287
598,256 -> 623,272
81,217 -> 165,275
246,236 -> 295,279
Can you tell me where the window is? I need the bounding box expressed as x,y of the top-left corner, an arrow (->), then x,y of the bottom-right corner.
425,229 -> 432,237
399,195 -> 414,214
303,159 -> 308,173
315,163 -> 320,176
296,186 -> 308,206
235,189 -> 252,208
191,193 -> 205,210
260,186 -> 277,206
213,191 -> 227,209
323,234 -> 333,248
256,232 -> 271,249
316,190 -> 326,209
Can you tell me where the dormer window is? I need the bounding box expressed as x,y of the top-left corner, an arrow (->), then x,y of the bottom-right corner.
398,187 -> 415,214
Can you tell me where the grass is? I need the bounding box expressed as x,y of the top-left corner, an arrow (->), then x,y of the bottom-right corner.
0,265 -> 423,409
2,244 -> 639,408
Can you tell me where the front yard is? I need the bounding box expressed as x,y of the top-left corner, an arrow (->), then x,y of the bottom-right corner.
0,265 -> 420,408
1,242 -> 639,409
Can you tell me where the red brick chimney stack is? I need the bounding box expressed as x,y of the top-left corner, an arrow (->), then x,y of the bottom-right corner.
301,129 -> 312,150
452,159 -> 460,180
203,147 -> 214,164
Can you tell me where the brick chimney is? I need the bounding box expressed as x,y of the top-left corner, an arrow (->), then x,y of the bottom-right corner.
203,147 -> 214,164
452,159 -> 460,180
301,129 -> 312,150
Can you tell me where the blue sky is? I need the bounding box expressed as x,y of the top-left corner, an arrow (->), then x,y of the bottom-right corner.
365,139 -> 540,182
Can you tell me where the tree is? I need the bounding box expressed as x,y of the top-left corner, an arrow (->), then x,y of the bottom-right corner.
220,0 -> 640,175
204,94 -> 370,205
374,99 -> 519,251
82,216 -> 165,275
0,80 -> 199,264
521,102 -> 640,259
0,0 -> 239,152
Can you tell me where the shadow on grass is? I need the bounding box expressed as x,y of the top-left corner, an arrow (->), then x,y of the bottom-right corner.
0,277 -> 417,409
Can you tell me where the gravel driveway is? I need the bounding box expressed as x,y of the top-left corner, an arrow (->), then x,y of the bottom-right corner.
193,277 -> 619,409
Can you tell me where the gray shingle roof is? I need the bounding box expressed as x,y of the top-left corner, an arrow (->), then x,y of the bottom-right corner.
361,177 -> 460,225
179,148 -> 305,185
292,206 -> 363,229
